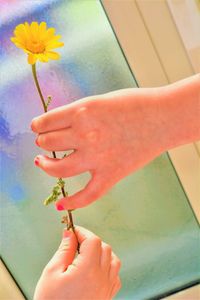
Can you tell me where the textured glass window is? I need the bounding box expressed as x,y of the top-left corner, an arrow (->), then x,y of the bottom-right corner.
0,1 -> 199,299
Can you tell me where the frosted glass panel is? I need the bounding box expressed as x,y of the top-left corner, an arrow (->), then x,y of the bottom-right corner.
0,1 -> 199,299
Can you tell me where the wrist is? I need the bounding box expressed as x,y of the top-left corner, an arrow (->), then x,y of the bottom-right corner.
158,75 -> 200,151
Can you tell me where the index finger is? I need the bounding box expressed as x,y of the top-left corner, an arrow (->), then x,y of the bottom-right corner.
31,102 -> 77,133
30,95 -> 96,133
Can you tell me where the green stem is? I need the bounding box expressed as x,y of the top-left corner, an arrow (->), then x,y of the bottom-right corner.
32,64 -> 47,113
31,63 -> 75,233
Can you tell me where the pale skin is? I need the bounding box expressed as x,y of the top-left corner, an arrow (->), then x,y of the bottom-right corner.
34,226 -> 121,300
31,74 -> 200,210
32,74 -> 199,299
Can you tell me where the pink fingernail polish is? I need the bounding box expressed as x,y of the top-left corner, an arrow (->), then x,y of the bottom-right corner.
57,204 -> 64,211
34,157 -> 40,166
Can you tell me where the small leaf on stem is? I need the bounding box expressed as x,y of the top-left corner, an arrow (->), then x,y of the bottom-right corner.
43,178 -> 68,206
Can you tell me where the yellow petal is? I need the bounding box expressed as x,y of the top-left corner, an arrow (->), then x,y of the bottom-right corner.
11,21 -> 63,60
27,53 -> 37,65
10,37 -> 16,42
46,35 -> 62,45
14,24 -> 27,42
39,22 -> 47,38
46,51 -> 60,60
42,28 -> 55,42
15,24 -> 25,31
24,22 -> 31,38
11,42 -> 24,49
14,24 -> 26,35
46,42 -> 64,51
24,23 -> 33,41
11,36 -> 25,46
38,53 -> 49,62
31,21 -> 39,30
30,21 -> 39,41
11,36 -> 20,44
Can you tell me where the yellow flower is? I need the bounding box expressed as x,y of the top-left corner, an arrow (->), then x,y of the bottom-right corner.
11,21 -> 64,65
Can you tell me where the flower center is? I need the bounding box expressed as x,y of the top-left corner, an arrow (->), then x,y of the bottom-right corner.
27,40 -> 45,54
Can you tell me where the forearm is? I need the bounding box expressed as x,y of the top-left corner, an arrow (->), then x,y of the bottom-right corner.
160,74 -> 200,150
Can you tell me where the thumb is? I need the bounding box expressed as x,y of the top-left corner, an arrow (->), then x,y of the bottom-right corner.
47,229 -> 78,273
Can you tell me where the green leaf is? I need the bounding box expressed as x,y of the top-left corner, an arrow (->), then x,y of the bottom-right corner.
43,178 -> 68,206
43,183 -> 61,206
57,178 -> 65,188
45,95 -> 52,110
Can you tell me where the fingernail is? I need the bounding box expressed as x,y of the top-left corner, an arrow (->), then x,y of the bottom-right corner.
35,138 -> 39,146
34,157 -> 40,166
56,204 -> 64,211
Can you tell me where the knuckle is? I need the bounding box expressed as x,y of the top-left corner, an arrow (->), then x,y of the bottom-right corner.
78,106 -> 88,114
43,262 -> 57,274
73,105 -> 95,132
112,254 -> 121,269
85,129 -> 100,143
90,236 -> 101,247
73,106 -> 89,124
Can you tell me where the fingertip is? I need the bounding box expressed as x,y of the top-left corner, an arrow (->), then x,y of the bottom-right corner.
62,228 -> 78,250
34,156 -> 40,166
56,203 -> 65,211
56,175 -> 100,210
33,154 -> 46,167
62,228 -> 73,238
56,198 -> 77,211
30,118 -> 37,132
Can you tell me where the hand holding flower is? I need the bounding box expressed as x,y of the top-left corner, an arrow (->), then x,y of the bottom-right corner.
34,226 -> 121,300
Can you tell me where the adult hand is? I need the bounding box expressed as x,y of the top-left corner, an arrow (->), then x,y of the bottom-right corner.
34,226 -> 121,300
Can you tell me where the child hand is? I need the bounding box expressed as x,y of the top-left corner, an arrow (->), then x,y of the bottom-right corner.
34,226 -> 121,300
